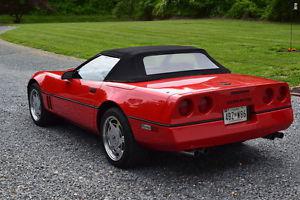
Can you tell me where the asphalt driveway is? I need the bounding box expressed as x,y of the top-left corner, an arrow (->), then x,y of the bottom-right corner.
0,36 -> 299,199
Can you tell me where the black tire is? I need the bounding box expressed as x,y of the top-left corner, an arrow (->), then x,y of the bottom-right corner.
100,107 -> 147,168
28,83 -> 54,127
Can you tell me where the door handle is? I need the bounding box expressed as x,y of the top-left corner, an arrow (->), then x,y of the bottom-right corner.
89,87 -> 97,93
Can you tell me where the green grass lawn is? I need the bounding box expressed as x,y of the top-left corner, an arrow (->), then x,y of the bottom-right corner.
1,19 -> 300,85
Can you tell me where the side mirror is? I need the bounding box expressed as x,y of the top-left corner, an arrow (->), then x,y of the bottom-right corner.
62,71 -> 74,80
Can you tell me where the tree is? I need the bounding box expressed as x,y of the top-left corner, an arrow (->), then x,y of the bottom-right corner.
113,0 -> 138,19
0,0 -> 50,23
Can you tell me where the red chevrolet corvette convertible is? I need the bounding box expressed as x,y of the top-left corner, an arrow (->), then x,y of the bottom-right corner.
28,46 -> 294,167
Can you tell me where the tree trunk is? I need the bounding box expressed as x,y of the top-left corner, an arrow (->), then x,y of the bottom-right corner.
14,13 -> 23,23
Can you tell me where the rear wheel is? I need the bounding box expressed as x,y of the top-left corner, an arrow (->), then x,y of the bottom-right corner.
101,107 -> 146,168
28,83 -> 54,126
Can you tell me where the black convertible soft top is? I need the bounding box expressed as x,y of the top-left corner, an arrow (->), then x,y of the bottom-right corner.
102,45 -> 200,58
100,46 -> 230,82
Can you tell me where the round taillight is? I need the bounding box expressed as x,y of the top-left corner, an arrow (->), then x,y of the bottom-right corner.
278,86 -> 289,101
263,88 -> 274,104
199,96 -> 213,114
178,99 -> 193,116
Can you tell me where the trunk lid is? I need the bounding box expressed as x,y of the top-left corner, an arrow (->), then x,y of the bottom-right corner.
129,74 -> 290,125
129,74 -> 279,95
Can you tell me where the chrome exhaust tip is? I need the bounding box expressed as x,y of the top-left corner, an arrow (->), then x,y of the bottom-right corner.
263,132 -> 284,140
180,149 -> 208,157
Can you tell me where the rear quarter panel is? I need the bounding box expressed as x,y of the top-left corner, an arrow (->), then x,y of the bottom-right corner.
99,82 -> 174,124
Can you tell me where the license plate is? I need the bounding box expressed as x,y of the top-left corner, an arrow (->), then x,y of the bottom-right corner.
223,106 -> 248,125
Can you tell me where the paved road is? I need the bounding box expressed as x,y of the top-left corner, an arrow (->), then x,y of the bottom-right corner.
0,26 -> 15,33
0,37 -> 299,199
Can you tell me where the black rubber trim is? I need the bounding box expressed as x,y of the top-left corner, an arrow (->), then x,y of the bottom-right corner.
254,105 -> 292,114
41,91 -> 99,109
128,116 -> 224,127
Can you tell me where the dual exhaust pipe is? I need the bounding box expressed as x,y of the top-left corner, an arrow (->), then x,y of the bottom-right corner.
181,132 -> 284,157
181,149 -> 209,157
263,132 -> 284,140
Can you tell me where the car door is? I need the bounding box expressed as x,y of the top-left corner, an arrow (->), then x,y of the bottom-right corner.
53,55 -> 120,131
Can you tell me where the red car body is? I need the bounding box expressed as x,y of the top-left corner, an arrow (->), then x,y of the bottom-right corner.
29,68 -> 293,152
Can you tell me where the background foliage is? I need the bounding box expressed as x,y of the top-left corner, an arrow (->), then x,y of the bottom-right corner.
0,0 -> 300,22
0,0 -> 50,23
46,0 -> 116,15
45,0 -> 300,21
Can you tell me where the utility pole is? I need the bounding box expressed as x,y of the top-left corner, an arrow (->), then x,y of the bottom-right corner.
289,2 -> 298,52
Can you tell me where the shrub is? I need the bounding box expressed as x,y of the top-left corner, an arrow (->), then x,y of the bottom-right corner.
4,0 -> 299,23
182,0 -> 213,18
136,0 -> 157,20
113,0 -> 137,19
48,0 -> 116,15
209,0 -> 237,17
153,0 -> 178,18
227,0 -> 262,19
152,0 -> 239,19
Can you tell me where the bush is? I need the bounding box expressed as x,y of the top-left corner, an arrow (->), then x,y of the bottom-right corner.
181,0 -> 213,18
48,0 -> 116,15
227,0 -> 262,19
113,0 -> 157,20
136,0 -> 157,20
152,0 -> 248,19
153,0 -> 179,18
209,0 -> 237,17
113,0 -> 137,19
6,0 -> 300,23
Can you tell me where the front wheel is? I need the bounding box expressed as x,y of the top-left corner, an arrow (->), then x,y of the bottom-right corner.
28,83 -> 54,126
101,107 -> 146,168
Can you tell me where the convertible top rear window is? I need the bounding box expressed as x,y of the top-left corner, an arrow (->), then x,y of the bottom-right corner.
100,46 -> 230,82
143,53 -> 219,75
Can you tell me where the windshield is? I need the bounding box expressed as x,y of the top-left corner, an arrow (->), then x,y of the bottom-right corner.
143,53 -> 219,75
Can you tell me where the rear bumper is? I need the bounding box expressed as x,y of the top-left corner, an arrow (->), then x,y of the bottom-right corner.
129,107 -> 294,151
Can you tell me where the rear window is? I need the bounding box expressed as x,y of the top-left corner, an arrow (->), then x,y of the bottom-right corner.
143,53 -> 219,75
